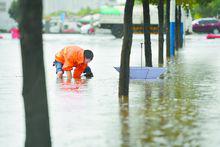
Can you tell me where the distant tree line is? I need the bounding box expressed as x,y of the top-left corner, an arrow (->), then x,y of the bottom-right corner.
119,0 -> 193,97
8,0 -> 20,22
192,0 -> 220,19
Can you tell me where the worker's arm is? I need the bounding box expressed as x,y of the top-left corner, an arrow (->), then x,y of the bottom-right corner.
62,51 -> 74,72
66,70 -> 72,80
73,64 -> 87,79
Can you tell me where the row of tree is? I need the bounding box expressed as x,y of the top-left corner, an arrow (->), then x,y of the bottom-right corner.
119,0 -> 194,97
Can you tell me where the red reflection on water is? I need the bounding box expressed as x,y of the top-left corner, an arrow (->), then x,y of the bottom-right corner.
58,79 -> 87,93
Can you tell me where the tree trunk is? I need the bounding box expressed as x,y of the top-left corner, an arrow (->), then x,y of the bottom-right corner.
176,5 -> 182,49
119,96 -> 129,146
19,0 -> 51,147
143,0 -> 152,67
178,5 -> 183,48
158,0 -> 164,65
175,5 -> 180,50
119,0 -> 134,97
166,0 -> 171,58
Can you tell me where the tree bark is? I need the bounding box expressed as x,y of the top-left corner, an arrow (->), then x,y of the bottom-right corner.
158,0 -> 164,65
175,5 -> 180,50
178,5 -> 183,48
19,0 -> 51,146
143,0 -> 152,67
166,0 -> 171,58
119,0 -> 134,97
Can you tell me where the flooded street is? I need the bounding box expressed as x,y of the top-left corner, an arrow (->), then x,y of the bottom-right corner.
0,33 -> 220,147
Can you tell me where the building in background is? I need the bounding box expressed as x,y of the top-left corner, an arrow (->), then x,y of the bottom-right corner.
43,0 -> 118,15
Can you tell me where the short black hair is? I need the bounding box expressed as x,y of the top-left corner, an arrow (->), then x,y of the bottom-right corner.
84,50 -> 94,60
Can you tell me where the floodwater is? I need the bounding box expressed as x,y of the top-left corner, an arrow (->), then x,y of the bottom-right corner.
0,33 -> 220,147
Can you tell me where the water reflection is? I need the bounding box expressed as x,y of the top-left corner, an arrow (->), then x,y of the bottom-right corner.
119,97 -> 130,147
126,61 -> 202,146
56,78 -> 88,93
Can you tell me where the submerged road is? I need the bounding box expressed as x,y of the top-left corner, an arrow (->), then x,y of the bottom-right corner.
0,33 -> 220,146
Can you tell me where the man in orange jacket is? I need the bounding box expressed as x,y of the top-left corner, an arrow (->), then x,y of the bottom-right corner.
54,45 -> 94,80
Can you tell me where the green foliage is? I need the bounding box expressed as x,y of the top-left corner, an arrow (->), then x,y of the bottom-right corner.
76,7 -> 99,16
209,0 -> 220,17
133,0 -> 159,5
191,0 -> 220,18
8,0 -> 20,22
134,0 -> 196,7
133,0 -> 220,19
46,10 -> 74,17
45,7 -> 100,19
195,0 -> 212,6
134,0 -> 142,5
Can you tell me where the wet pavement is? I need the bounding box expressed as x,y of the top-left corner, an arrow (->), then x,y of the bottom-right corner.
0,33 -> 220,147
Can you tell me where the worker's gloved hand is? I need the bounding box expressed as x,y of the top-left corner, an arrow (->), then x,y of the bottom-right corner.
85,72 -> 94,78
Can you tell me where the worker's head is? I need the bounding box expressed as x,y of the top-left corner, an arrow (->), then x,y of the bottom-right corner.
84,50 -> 94,64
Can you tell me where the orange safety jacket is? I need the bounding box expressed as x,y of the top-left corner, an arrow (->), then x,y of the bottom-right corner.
55,46 -> 87,79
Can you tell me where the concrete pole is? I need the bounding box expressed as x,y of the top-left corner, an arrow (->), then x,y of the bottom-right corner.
170,0 -> 175,57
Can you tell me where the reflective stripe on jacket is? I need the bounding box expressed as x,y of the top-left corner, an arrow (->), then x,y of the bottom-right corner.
55,46 -> 87,78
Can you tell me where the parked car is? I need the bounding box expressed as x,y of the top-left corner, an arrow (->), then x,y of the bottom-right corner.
80,24 -> 95,34
192,18 -> 220,34
48,20 -> 62,33
61,21 -> 81,33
